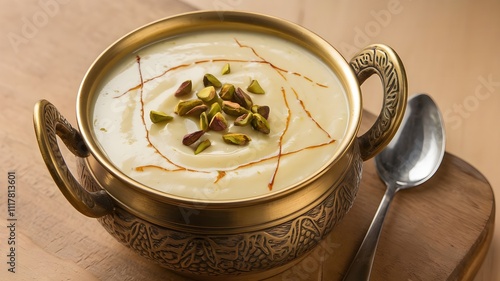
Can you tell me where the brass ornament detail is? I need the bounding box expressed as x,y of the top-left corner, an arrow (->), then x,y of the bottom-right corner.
349,45 -> 407,161
78,147 -> 362,277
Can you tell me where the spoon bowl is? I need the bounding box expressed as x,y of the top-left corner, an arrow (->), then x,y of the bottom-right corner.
343,93 -> 445,281
376,94 -> 446,188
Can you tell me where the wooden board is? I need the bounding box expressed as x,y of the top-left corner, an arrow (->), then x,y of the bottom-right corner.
270,152 -> 495,281
0,1 -> 494,280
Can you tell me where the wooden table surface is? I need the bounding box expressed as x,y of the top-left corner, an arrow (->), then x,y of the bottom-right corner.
0,1 -> 498,280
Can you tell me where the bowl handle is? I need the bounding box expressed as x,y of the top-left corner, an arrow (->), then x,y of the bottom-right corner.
33,100 -> 113,218
350,44 -> 408,161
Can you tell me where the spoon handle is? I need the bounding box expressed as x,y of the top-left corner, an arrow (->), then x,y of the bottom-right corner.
343,185 -> 397,281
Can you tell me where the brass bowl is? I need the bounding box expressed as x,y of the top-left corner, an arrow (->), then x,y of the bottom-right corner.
33,11 -> 407,280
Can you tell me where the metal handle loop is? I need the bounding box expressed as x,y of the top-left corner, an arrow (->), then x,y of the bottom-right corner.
350,44 -> 408,160
34,100 -> 113,218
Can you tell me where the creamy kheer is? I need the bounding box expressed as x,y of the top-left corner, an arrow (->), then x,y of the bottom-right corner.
92,31 -> 349,201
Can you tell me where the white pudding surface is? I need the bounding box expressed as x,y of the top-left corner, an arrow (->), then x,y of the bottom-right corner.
92,31 -> 349,201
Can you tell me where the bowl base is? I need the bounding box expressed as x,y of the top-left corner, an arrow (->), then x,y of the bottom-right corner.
173,254 -> 307,281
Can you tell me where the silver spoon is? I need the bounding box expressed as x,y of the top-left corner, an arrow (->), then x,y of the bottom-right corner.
343,93 -> 446,281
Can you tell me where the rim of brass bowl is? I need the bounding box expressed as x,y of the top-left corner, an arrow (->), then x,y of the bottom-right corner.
76,11 -> 362,230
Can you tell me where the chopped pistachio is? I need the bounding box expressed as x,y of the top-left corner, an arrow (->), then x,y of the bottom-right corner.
251,105 -> 270,120
209,112 -> 228,131
234,112 -> 253,126
185,104 -> 208,117
175,99 -> 203,116
221,63 -> 231,75
182,130 -> 205,146
247,79 -> 265,94
251,113 -> 270,134
222,100 -> 249,117
222,133 -> 251,146
194,139 -> 211,155
219,84 -> 235,101
174,80 -> 192,97
203,74 -> 222,88
173,71 -> 272,149
196,86 -> 217,103
199,112 -> 209,131
150,110 -> 174,123
207,102 -> 222,121
234,87 -> 253,109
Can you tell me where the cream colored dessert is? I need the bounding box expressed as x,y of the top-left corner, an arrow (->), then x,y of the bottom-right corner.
92,30 -> 349,201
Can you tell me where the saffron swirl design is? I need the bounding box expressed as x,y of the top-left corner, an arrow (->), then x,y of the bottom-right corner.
110,37 -> 338,191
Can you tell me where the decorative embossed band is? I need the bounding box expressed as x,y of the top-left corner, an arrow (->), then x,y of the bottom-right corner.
77,145 -> 362,279
350,44 -> 407,161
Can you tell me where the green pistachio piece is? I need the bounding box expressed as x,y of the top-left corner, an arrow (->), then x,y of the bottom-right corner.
175,99 -> 203,116
149,110 -> 173,123
219,84 -> 235,101
234,112 -> 253,126
174,80 -> 192,97
203,73 -> 222,88
221,63 -> 230,75
199,111 -> 209,131
207,102 -> 222,121
251,105 -> 270,120
182,130 -> 205,146
185,104 -> 208,117
194,139 -> 211,155
196,86 -> 217,103
247,79 -> 265,94
209,112 -> 228,131
251,113 -> 270,134
222,100 -> 249,117
234,87 -> 253,110
222,133 -> 251,146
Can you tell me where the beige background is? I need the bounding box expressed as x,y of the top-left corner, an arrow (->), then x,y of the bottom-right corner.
0,0 -> 498,280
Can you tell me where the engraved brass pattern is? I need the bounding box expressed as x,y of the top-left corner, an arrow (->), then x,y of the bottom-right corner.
78,147 -> 362,278
350,45 -> 407,161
